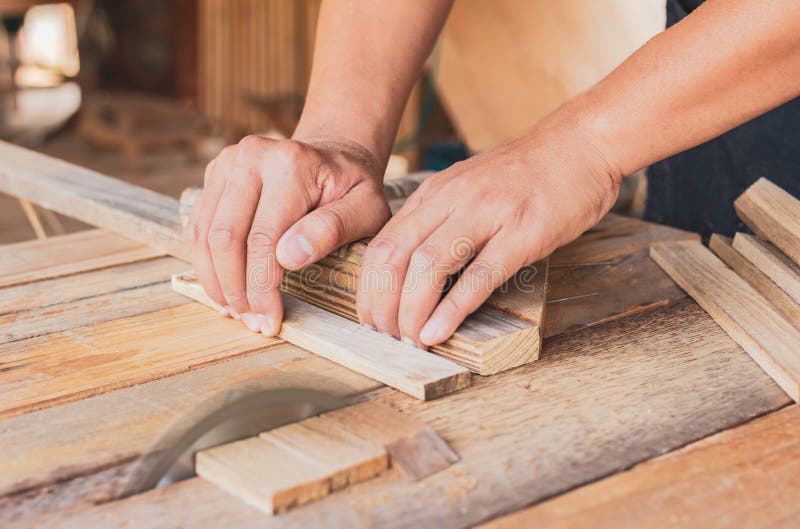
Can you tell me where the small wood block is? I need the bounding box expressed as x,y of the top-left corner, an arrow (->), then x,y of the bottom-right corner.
709,235 -> 800,326
651,240 -> 800,401
260,416 -> 388,490
734,177 -> 800,265
195,437 -> 334,515
733,232 -> 800,305
321,401 -> 460,480
172,272 -> 471,401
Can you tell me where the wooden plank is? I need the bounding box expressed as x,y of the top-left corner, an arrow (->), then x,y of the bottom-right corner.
172,272 -> 471,400
734,177 -> 800,265
544,214 -> 699,337
0,257 -> 188,344
0,141 -> 189,260
0,282 -> 187,345
479,404 -> 800,529
651,240 -> 800,401
0,229 -> 163,288
709,234 -> 800,326
0,346 -> 381,526
320,401 -> 459,480
27,300 -> 792,529
0,303 -> 283,419
733,232 -> 800,305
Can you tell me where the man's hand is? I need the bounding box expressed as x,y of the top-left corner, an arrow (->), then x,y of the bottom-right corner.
185,135 -> 390,335
358,114 -> 621,348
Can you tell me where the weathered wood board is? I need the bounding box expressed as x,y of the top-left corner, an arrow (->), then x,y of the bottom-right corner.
481,404 -> 800,529
733,232 -> 800,305
21,301 -> 791,528
710,234 -> 800,325
651,240 -> 800,401
734,177 -> 800,265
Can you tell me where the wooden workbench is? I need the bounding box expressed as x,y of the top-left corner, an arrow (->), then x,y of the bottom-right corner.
1,214 -> 797,528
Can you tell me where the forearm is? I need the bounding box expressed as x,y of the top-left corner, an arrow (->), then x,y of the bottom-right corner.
294,0 -> 453,169
569,0 -> 800,179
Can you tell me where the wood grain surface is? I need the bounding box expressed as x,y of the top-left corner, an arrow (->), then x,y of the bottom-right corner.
734,177 -> 800,264
480,404 -> 800,529
652,240 -> 800,401
23,301 -> 791,528
733,232 -> 800,305
0,304 -> 283,419
0,229 -> 163,288
710,234 -> 800,326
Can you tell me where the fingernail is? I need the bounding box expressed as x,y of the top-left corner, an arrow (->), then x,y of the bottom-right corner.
218,306 -> 230,317
241,313 -> 261,332
259,314 -> 281,337
420,315 -> 446,345
361,323 -> 376,331
224,306 -> 240,320
282,235 -> 313,270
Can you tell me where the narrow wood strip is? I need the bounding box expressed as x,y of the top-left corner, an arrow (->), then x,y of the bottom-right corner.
0,282 -> 186,345
172,272 -> 470,400
0,256 -> 184,314
734,177 -> 800,265
733,232 -> 800,304
0,229 -> 163,288
0,304 -> 283,419
651,240 -> 800,401
0,141 -> 189,259
479,404 -> 800,529
709,235 -> 800,326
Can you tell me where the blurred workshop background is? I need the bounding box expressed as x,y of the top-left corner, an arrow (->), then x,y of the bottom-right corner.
0,0 -> 664,244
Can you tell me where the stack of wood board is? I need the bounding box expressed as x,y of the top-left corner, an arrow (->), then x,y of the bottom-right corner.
0,141 -> 547,379
652,178 -> 800,402
195,401 -> 457,514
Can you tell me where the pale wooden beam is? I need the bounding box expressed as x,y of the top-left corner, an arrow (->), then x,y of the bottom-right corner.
734,177 -> 800,265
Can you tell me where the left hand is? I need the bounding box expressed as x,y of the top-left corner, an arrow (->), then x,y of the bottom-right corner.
357,113 -> 622,347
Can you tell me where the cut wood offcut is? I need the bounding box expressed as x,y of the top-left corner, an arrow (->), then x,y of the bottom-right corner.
651,240 -> 800,401
196,402 -> 458,515
172,272 -> 470,401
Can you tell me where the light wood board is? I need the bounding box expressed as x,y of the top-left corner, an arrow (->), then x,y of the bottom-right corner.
734,177 -> 800,265
22,300 -> 791,528
651,240 -> 800,401
0,229 -> 163,289
709,234 -> 800,326
0,303 -> 282,419
480,404 -> 800,529
733,232 -> 800,305
172,272 -> 470,400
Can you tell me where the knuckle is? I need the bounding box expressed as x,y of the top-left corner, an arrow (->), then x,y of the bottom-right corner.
412,244 -> 446,269
314,208 -> 348,242
246,228 -> 280,256
184,220 -> 204,246
237,134 -> 266,154
272,140 -> 306,167
207,225 -> 238,252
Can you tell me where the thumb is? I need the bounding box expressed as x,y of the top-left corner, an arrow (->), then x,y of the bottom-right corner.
275,184 -> 390,270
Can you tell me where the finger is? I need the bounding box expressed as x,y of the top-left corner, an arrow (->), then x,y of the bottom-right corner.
357,205 -> 448,338
419,235 -> 529,347
276,182 -> 390,270
397,221 -> 485,347
184,155 -> 228,313
246,183 -> 317,336
208,166 -> 262,316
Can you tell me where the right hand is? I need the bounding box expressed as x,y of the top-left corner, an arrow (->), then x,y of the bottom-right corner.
184,135 -> 391,336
